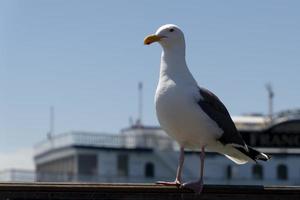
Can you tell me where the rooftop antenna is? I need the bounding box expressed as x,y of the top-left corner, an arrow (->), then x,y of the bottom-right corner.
47,106 -> 55,139
137,82 -> 143,126
129,116 -> 133,127
266,83 -> 274,122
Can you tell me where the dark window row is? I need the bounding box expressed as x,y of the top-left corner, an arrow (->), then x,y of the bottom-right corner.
227,164 -> 288,180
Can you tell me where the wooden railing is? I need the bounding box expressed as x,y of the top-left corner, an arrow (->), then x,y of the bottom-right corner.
0,182 -> 299,200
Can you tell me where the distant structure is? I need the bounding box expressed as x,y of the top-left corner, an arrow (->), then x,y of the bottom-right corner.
135,82 -> 143,127
0,169 -> 35,182
47,106 -> 55,140
33,109 -> 300,185
266,83 -> 274,122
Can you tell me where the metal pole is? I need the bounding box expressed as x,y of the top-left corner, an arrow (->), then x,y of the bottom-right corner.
138,82 -> 143,126
266,83 -> 274,122
47,106 -> 55,139
50,106 -> 54,135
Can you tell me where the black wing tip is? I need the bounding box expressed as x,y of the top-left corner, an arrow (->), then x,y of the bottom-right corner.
235,146 -> 271,162
256,153 -> 271,161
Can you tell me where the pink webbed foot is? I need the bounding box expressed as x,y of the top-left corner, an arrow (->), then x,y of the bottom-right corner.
182,179 -> 204,194
156,179 -> 182,188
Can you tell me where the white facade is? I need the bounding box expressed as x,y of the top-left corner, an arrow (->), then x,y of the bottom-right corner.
33,111 -> 300,185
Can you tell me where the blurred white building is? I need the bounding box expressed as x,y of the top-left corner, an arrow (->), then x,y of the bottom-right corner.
0,169 -> 35,182
32,110 -> 300,185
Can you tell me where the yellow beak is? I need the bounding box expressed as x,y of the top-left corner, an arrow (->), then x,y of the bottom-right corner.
144,34 -> 162,45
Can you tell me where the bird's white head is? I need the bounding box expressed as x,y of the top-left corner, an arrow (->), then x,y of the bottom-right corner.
144,24 -> 185,51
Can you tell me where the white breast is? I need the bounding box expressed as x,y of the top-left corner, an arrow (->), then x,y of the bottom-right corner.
155,80 -> 223,149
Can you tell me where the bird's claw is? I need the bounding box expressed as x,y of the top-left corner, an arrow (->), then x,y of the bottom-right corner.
156,180 -> 182,188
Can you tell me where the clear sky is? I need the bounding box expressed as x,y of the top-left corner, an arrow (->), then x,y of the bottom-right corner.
0,0 -> 300,169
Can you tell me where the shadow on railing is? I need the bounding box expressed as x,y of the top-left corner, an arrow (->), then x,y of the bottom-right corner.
2,169 -> 299,186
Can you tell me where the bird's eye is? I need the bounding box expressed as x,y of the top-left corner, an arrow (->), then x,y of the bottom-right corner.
169,28 -> 174,32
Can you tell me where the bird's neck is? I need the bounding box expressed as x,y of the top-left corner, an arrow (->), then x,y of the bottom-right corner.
159,48 -> 196,85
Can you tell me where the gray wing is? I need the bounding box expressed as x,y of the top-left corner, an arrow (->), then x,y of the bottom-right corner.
198,87 -> 247,148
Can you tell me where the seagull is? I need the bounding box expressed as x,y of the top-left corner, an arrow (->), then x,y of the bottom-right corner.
144,24 -> 270,194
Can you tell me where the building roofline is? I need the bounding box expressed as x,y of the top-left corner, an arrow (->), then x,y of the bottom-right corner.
120,125 -> 161,132
34,145 -> 153,160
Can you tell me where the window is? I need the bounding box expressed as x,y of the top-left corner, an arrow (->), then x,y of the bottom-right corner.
252,164 -> 263,180
226,165 -> 232,179
145,162 -> 155,178
37,156 -> 76,182
117,154 -> 128,176
277,164 -> 288,180
78,154 -> 98,175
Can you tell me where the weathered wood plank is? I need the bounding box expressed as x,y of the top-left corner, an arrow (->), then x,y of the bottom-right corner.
0,183 -> 299,200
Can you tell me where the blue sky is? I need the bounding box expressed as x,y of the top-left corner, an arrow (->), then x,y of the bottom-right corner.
0,0 -> 300,168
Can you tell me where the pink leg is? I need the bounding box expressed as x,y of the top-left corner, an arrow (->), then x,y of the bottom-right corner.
156,147 -> 184,187
182,146 -> 205,194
